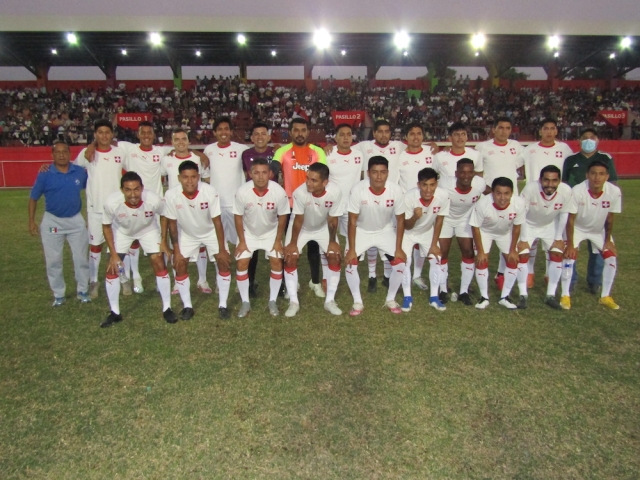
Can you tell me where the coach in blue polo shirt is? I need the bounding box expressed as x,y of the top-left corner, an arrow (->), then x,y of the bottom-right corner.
29,141 -> 91,306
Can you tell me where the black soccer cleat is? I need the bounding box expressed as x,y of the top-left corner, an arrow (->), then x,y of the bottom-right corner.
218,307 -> 231,320
382,276 -> 390,288
180,307 -> 195,320
438,291 -> 449,304
100,311 -> 123,328
458,292 -> 473,306
163,308 -> 178,324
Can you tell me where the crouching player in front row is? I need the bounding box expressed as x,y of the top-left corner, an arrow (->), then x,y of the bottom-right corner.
163,161 -> 232,320
470,177 -> 527,310
344,156 -> 407,315
563,160 -> 622,310
400,168 -> 450,312
101,172 -> 175,327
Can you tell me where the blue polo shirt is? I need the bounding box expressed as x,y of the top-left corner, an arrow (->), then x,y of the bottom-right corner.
30,164 -> 88,218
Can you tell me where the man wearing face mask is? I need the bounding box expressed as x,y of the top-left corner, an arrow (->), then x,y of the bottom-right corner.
562,129 -> 618,295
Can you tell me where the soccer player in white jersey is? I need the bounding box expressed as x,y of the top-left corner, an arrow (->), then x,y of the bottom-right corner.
432,122 -> 481,180
100,172 -> 175,327
470,177 -> 527,310
161,128 -> 212,294
74,119 -> 126,299
397,122 -> 436,293
517,165 -> 572,310
233,159 -> 290,318
563,161 -> 622,310
163,161 -> 232,320
283,163 -> 343,317
204,117 -> 249,249
520,118 -> 573,287
437,159 -> 487,306
475,117 -> 524,195
344,156 -> 407,315
400,168 -> 449,312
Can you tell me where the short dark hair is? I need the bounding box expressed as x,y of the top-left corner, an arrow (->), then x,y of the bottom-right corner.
580,128 -> 598,138
373,119 -> 391,132
418,167 -> 438,182
368,155 -> 388,170
178,160 -> 199,173
251,158 -> 270,169
539,165 -> 561,179
52,140 -> 70,151
289,117 -> 308,131
94,119 -> 113,132
250,122 -> 269,136
213,116 -> 232,131
309,162 -> 329,180
491,177 -> 514,191
138,121 -> 154,130
493,116 -> 512,127
404,122 -> 424,136
540,118 -> 558,128
587,159 -> 609,172
334,123 -> 352,135
172,128 -> 188,136
121,171 -> 143,188
448,122 -> 467,135
456,158 -> 475,169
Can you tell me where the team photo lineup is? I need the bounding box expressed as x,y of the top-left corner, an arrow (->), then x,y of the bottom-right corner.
29,111 -> 622,327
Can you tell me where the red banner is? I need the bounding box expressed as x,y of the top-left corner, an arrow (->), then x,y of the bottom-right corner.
116,113 -> 153,129
331,111 -> 366,128
599,110 -> 628,127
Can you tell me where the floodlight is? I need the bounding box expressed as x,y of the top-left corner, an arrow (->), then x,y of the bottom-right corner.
548,35 -> 560,49
196,50 -> 201,57
237,34 -> 246,45
341,50 -> 346,56
471,33 -> 486,50
66,33 -> 77,45
610,53 -> 616,59
271,50 -> 277,57
51,49 -> 58,55
394,31 -> 410,50
403,51 -> 408,57
149,32 -> 162,46
121,49 -> 127,55
474,51 -> 479,57
554,51 -> 559,58
314,29 -> 331,49
621,37 -> 632,49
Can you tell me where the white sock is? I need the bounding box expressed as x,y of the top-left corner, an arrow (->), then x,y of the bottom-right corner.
428,257 -> 440,298
284,267 -> 299,304
497,255 -> 506,275
385,261 -> 405,302
156,271 -> 171,311
129,246 -> 141,280
325,266 -> 340,303
197,247 -> 208,284
412,247 -> 424,279
217,271 -> 231,308
383,258 -> 391,279
501,266 -> 518,298
269,270 -> 282,302
401,250 -> 413,296
320,253 -> 329,282
547,260 -> 562,296
105,275 -> 120,314
175,274 -> 192,308
122,254 -> 131,280
237,269 -> 249,302
460,259 -> 475,294
475,267 -> 489,299
439,262 -> 449,292
527,241 -> 538,275
517,261 -> 529,296
561,259 -> 574,296
345,263 -> 362,305
601,256 -> 617,297
89,250 -> 101,283
367,248 -> 377,278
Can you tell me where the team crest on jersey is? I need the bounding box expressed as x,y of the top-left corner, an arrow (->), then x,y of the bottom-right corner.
425,157 -> 433,164
402,161 -> 409,166
554,203 -> 563,210
114,156 -> 122,163
200,202 -> 208,209
433,206 -> 441,213
145,211 -> 154,217
355,156 -> 361,164
230,151 -> 237,158
510,148 -> 517,155
386,199 -> 394,207
555,151 -> 562,158
602,201 -> 610,208
509,213 -> 516,220
472,195 -> 479,203
325,201 -> 334,208
176,204 -> 183,210
153,155 -> 160,162
266,202 -> 275,210
330,159 -> 337,164
389,148 -> 397,154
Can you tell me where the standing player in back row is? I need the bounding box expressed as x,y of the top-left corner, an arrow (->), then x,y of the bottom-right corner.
433,122 -> 481,180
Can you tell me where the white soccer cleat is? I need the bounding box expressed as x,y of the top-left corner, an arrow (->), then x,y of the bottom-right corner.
475,297 -> 490,310
133,277 -> 144,294
324,301 -> 342,316
412,277 -> 428,290
308,280 -> 326,298
498,297 -> 518,310
285,302 -> 300,318
197,281 -> 213,294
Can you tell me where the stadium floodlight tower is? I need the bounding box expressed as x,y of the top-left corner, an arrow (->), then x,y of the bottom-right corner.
66,33 -> 77,45
237,34 -> 246,45
621,37 -> 632,49
548,35 -> 560,49
394,31 -> 410,50
471,33 -> 485,56
149,32 -> 162,46
314,29 -> 331,50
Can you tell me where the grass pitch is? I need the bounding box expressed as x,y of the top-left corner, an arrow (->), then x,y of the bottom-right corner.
0,183 -> 639,479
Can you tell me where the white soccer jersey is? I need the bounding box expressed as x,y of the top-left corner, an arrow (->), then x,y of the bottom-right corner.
469,194 -> 526,237
291,183 -> 343,233
568,181 -> 622,234
398,148 -> 435,193
348,179 -> 405,233
432,148 -> 481,179
203,141 -> 249,207
326,147 -> 363,213
233,180 -> 290,239
522,142 -> 573,184
520,181 -> 572,229
475,139 -> 524,193
75,146 -> 125,214
160,153 -> 208,191
354,140 -> 406,184
119,142 -> 171,197
438,176 -> 486,223
403,187 -> 450,236
163,182 -> 221,239
102,189 -> 164,237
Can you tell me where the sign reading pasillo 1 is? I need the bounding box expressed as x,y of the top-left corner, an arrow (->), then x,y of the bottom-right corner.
116,113 -> 153,129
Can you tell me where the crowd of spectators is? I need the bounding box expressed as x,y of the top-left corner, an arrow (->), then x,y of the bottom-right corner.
1,74 -> 639,147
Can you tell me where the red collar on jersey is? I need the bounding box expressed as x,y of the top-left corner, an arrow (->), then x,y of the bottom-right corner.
450,149 -> 465,156
125,201 -> 144,209
337,149 -> 352,156
374,141 -> 389,149
492,141 -> 508,147
588,189 -> 604,199
406,148 -> 424,155
253,187 -> 269,197
539,190 -> 558,201
175,154 -> 191,159
312,190 -> 327,198
455,185 -> 472,194
217,142 -> 231,149
139,146 -> 153,152
96,147 -> 112,153
368,186 -> 386,196
492,202 -> 510,211
419,197 -> 433,207
182,190 -> 199,199
537,142 -> 556,148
